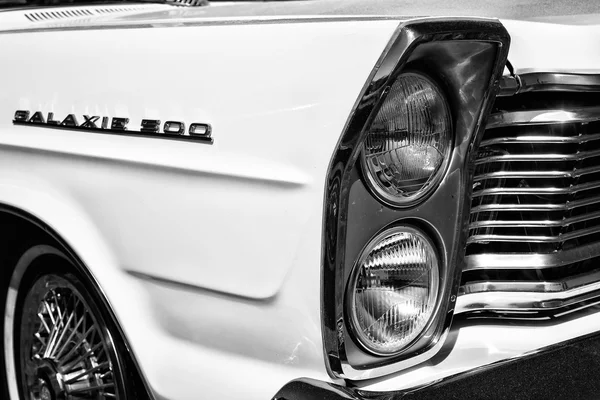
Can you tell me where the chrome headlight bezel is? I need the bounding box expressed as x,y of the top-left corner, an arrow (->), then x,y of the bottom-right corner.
360,72 -> 454,208
348,225 -> 441,356
320,18 -> 511,381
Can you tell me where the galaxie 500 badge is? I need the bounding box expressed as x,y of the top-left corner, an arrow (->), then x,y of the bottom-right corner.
13,110 -> 213,144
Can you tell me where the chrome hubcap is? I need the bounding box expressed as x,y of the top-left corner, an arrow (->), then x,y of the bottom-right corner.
28,359 -> 63,400
38,381 -> 52,400
19,275 -> 121,399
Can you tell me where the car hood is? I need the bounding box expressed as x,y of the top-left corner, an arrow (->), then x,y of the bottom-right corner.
2,1 -> 600,76
2,0 -> 600,31
503,18 -> 600,74
0,2 -> 599,297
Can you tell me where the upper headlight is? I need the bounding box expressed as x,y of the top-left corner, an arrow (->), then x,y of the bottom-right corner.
361,72 -> 452,207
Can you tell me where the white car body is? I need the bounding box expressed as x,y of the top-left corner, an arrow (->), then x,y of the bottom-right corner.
1,2 -> 600,399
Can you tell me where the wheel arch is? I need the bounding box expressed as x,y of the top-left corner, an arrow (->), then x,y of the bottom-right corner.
0,202 -> 155,400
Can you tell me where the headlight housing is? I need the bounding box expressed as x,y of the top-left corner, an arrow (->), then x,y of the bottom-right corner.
361,72 -> 453,207
322,19 -> 510,380
349,225 -> 440,355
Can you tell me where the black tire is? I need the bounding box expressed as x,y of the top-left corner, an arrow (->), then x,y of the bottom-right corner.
3,244 -> 131,400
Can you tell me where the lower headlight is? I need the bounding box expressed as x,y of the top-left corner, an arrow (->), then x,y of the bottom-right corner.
361,72 -> 452,207
349,225 -> 440,356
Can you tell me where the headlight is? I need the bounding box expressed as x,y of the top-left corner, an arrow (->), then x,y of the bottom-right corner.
361,72 -> 452,207
349,225 -> 440,355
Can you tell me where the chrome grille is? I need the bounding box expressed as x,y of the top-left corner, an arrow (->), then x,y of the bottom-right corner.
468,108 -> 600,255
458,96 -> 600,316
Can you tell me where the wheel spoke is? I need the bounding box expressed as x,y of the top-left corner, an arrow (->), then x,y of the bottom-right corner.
54,309 -> 85,359
64,361 -> 110,384
57,325 -> 95,367
37,312 -> 51,334
50,309 -> 75,358
59,341 -> 103,372
18,274 -> 123,400
67,382 -> 115,394
53,289 -> 63,322
43,320 -> 59,358
44,292 -> 70,358
100,370 -> 113,379
43,300 -> 56,325
34,332 -> 46,346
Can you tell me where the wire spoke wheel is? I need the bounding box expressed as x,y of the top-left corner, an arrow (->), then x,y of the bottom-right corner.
17,274 -> 125,400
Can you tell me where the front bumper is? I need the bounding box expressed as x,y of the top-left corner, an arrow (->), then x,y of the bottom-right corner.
274,330 -> 600,400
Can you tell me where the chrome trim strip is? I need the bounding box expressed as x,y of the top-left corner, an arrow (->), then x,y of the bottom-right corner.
519,73 -> 600,94
473,164 -> 600,181
487,106 -> 600,129
473,170 -> 569,180
464,241 -> 600,271
471,203 -> 565,212
498,72 -> 600,96
467,223 -> 600,244
456,283 -> 600,313
469,209 -> 600,229
0,15 -> 404,35
475,148 -> 600,164
471,193 -> 600,213
470,219 -> 566,228
461,269 -> 600,294
480,132 -> 600,146
472,179 -> 600,196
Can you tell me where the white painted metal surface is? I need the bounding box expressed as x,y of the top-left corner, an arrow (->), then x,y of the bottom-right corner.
2,3 -> 600,399
0,12 -> 399,400
503,19 -> 600,74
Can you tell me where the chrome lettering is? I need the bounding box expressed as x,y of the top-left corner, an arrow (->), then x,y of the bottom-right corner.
163,121 -> 185,135
14,110 -> 29,122
111,117 -> 129,131
28,111 -> 45,124
141,119 -> 161,133
189,123 -> 211,137
81,115 -> 100,129
13,109 -> 212,144
61,114 -> 79,127
47,112 -> 60,125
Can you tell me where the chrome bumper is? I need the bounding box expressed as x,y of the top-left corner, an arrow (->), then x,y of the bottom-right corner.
273,331 -> 600,400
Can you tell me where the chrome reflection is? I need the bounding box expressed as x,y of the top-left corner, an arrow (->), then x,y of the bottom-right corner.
487,106 -> 600,129
349,226 -> 440,356
498,73 -> 600,96
462,76 -> 600,316
465,241 -> 600,271
321,17 -> 510,380
468,105 -> 600,253
456,284 -> 600,313
18,275 -> 122,400
461,268 -> 600,294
